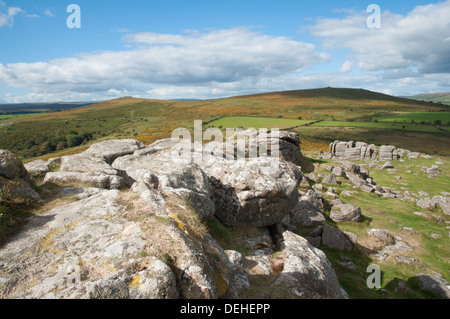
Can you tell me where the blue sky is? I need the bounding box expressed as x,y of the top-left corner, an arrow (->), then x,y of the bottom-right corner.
1,0 -> 449,102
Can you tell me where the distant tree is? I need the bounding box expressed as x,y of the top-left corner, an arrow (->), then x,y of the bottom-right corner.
434,120 -> 442,126
66,134 -> 83,148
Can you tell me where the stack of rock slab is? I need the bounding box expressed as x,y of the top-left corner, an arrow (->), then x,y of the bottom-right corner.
379,145 -> 399,162
329,141 -> 400,162
329,141 -> 377,161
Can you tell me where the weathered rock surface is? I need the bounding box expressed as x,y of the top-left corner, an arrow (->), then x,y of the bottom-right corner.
381,161 -> 394,170
329,141 -> 403,162
416,197 -> 436,211
2,132 -> 388,300
415,273 -> 450,299
0,176 -> 41,201
272,231 -> 348,299
83,139 -> 145,164
43,151 -> 127,190
330,204 -> 362,223
366,229 -> 395,251
44,171 -> 127,190
379,145 -> 397,162
113,149 -> 215,220
0,149 -> 30,181
207,157 -> 302,227
0,149 -> 41,201
24,159 -> 50,175
289,199 -> 326,227
307,225 -> 354,251
0,190 -> 151,298
345,172 -> 366,187
41,140 -> 145,190
331,166 -> 345,177
323,174 -> 338,185
0,186 -> 249,299
329,141 -> 376,161
301,189 -> 326,210
431,196 -> 450,216
226,129 -> 303,165
289,191 -> 326,227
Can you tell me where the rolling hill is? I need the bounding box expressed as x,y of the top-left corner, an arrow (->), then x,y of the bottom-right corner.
405,92 -> 450,106
0,87 -> 448,160
0,102 -> 96,113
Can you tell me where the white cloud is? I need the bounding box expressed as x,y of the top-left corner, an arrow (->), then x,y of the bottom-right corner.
44,9 -> 54,17
1,3 -> 450,102
0,4 -> 23,27
0,27 -> 330,99
311,1 -> 450,74
339,60 -> 354,73
3,70 -> 450,103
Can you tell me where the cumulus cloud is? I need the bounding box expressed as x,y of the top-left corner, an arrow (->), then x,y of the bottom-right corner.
0,2 -> 23,27
1,2 -> 450,102
0,27 -> 330,99
311,0 -> 450,74
339,60 -> 354,73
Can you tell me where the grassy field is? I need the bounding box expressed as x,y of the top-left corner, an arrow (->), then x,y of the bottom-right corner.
296,126 -> 450,156
206,116 -> 314,129
312,120 -> 448,133
205,116 -> 450,156
374,112 -> 450,124
302,155 -> 450,298
0,113 -> 43,121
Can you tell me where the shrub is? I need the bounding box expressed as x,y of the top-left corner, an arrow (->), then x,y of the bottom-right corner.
66,134 -> 84,148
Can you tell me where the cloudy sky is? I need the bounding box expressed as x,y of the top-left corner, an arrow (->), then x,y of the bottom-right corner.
0,0 -> 449,102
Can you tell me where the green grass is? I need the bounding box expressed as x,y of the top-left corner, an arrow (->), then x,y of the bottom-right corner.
0,113 -> 42,121
312,120 -> 446,133
369,156 -> 450,197
295,125 -> 450,156
305,155 -> 449,298
206,116 -> 314,129
374,112 -> 450,125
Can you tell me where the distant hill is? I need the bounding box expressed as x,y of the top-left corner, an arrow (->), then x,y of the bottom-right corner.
228,87 -> 437,106
210,87 -> 443,121
404,92 -> 450,106
0,87 -> 447,159
0,102 -> 97,113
